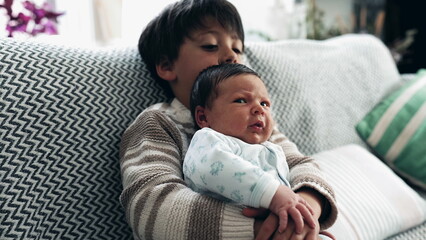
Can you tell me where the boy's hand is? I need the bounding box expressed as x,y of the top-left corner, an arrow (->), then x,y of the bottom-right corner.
269,185 -> 316,234
272,216 -> 320,240
242,208 -> 321,240
242,207 -> 280,240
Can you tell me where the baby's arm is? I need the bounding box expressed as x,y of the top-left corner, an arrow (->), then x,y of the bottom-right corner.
269,128 -> 338,230
185,129 -> 282,208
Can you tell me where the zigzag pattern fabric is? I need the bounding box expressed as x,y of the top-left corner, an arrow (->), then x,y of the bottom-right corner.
0,38 -> 168,239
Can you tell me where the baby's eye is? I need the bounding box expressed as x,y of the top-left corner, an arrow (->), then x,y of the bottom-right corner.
234,98 -> 247,103
260,101 -> 270,107
202,45 -> 218,51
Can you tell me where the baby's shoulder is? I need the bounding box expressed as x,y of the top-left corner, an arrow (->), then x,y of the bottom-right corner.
193,128 -> 238,147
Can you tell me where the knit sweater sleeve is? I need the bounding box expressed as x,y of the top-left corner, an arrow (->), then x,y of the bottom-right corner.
269,128 -> 338,230
119,109 -> 254,240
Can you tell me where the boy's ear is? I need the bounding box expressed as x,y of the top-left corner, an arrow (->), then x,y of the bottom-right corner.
195,106 -> 210,128
156,57 -> 176,82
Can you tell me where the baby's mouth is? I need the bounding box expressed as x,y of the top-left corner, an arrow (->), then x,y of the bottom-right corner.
250,121 -> 264,129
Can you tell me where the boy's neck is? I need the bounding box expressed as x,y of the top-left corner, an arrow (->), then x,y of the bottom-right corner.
172,88 -> 190,109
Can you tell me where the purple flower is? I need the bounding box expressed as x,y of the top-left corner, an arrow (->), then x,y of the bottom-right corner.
0,0 -> 64,37
31,19 -> 58,36
5,12 -> 31,37
0,0 -> 13,16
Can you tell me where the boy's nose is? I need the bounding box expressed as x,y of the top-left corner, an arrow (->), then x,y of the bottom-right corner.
220,49 -> 238,64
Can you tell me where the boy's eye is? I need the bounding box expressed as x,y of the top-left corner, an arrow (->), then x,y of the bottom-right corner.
234,98 -> 246,103
202,45 -> 218,51
233,48 -> 242,54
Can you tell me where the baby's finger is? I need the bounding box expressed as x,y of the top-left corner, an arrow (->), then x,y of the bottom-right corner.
288,207 -> 304,234
303,200 -> 315,216
278,210 -> 288,233
297,204 -> 316,229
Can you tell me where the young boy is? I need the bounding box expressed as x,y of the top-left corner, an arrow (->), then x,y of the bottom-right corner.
119,0 -> 337,239
184,63 -> 334,240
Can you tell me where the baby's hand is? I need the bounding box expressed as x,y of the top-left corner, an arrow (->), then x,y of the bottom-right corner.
269,185 -> 316,234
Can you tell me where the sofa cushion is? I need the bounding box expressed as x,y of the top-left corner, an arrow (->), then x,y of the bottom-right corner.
315,144 -> 426,240
245,34 -> 401,155
356,69 -> 426,190
0,38 -> 168,239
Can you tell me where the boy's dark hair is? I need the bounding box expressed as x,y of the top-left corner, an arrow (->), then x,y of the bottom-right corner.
190,63 -> 260,128
138,0 -> 245,97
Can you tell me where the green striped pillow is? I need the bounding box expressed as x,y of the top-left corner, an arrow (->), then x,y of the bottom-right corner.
356,69 -> 426,190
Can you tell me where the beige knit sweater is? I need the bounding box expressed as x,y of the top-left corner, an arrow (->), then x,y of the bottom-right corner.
119,99 -> 338,240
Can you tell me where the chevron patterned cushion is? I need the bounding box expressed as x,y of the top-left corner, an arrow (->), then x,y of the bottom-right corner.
0,38 -> 168,239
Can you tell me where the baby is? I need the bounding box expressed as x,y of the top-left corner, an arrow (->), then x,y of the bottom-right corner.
183,63 -> 316,234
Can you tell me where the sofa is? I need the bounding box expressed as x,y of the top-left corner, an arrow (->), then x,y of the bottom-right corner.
1,34 -> 425,239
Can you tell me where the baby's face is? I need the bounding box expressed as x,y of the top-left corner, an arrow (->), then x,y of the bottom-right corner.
203,74 -> 274,144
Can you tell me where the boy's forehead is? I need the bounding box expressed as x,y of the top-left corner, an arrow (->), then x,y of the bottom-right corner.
189,29 -> 240,41
189,18 -> 241,40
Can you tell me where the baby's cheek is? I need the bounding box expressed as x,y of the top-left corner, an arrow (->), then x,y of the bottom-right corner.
266,121 -> 275,137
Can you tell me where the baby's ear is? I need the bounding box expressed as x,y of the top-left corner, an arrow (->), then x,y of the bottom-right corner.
195,106 -> 209,128
156,57 -> 176,82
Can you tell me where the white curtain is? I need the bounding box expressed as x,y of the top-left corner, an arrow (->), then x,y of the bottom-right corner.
54,0 -> 96,46
92,0 -> 122,45
52,0 -> 122,46
121,0 -> 177,46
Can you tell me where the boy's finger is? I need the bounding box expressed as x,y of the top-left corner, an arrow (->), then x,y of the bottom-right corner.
242,207 -> 269,218
272,225 -> 292,240
305,229 -> 317,240
288,207 -> 304,234
255,213 -> 279,240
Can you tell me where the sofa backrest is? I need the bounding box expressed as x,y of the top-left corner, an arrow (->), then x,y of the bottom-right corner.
245,34 -> 400,154
0,34 -> 400,239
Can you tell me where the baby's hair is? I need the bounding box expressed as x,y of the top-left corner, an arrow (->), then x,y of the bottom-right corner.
190,63 -> 260,128
138,0 -> 245,97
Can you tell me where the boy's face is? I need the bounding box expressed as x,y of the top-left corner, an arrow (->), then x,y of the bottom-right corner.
161,18 -> 243,108
200,74 -> 274,144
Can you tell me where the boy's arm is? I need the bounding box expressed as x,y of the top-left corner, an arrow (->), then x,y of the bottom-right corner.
269,128 -> 338,230
119,110 -> 253,240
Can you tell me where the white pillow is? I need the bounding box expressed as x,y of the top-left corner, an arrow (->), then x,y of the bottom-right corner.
314,144 -> 426,240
